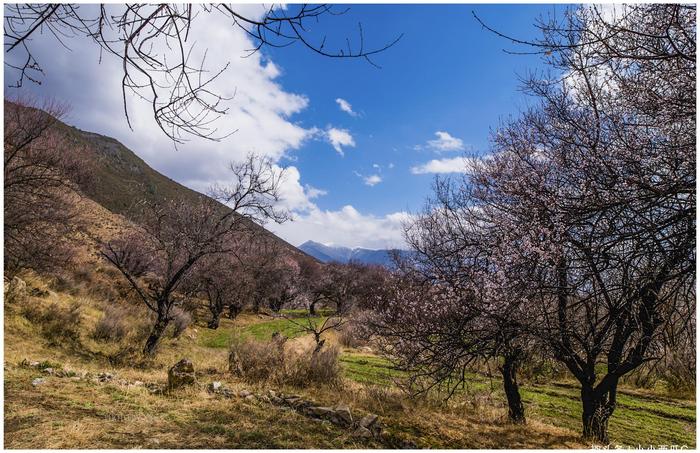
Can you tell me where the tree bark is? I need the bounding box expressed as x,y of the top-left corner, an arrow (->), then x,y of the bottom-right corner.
309,298 -> 318,316
143,313 -> 170,356
500,350 -> 526,424
207,309 -> 221,329
228,303 -> 242,320
581,379 -> 618,444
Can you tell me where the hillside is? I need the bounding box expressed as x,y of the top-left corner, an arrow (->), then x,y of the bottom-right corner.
51,118 -> 311,262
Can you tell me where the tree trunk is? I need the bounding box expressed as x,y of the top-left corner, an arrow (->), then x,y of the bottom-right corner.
581,379 -> 617,444
143,313 -> 170,356
228,303 -> 242,320
309,299 -> 318,316
500,350 -> 526,424
207,309 -> 221,329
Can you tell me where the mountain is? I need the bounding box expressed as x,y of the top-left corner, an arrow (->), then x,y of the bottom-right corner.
299,241 -> 409,268
37,110 -> 314,262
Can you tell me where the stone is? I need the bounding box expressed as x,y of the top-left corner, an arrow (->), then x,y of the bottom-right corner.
167,359 -> 196,390
97,372 -> 114,383
267,389 -> 277,398
269,396 -> 283,405
42,367 -> 55,375
283,396 -> 301,405
352,427 -> 373,438
208,381 -> 222,392
238,389 -> 251,398
32,378 -> 45,386
359,414 -> 379,429
133,380 -> 144,386
244,394 -> 256,401
307,406 -> 335,418
334,404 -> 353,425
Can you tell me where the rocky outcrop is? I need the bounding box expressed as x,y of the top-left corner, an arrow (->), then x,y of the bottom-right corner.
168,358 -> 196,390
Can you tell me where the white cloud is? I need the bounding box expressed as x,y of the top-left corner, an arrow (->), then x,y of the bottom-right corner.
325,127 -> 355,156
269,205 -> 411,249
335,98 -> 358,117
363,174 -> 382,186
388,162 -> 395,169
4,4 -> 314,192
411,157 -> 468,174
427,131 -> 465,152
372,163 -> 380,169
305,184 -> 328,199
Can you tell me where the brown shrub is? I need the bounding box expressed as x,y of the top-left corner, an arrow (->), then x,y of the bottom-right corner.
336,320 -> 368,348
170,307 -> 192,338
40,302 -> 82,344
229,337 -> 286,382
92,304 -> 129,342
285,344 -> 341,387
228,337 -> 341,388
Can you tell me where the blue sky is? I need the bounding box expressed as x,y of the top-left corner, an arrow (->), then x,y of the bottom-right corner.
4,3 -> 562,249
267,4 -> 552,217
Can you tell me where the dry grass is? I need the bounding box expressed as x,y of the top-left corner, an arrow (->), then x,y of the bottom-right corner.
4,272 -> 683,449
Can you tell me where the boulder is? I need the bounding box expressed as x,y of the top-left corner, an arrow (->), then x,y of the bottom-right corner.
334,404 -> 353,425
168,359 -> 196,389
352,426 -> 373,438
359,414 -> 379,429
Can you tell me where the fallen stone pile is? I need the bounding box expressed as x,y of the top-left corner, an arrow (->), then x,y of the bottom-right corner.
206,381 -> 382,439
21,357 -> 391,444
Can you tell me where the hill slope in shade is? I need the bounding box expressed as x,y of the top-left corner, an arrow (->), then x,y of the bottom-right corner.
299,240 -> 409,267
44,116 -> 312,262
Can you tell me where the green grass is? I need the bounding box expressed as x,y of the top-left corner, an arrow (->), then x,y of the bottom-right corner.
196,316 -> 328,348
338,351 -> 695,448
340,353 -> 404,386
239,316 -> 327,341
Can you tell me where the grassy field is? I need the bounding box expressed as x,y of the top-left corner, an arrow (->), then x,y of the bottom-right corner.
4,280 -> 695,449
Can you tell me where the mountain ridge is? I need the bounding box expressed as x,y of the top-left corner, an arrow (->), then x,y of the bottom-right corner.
299,240 -> 408,267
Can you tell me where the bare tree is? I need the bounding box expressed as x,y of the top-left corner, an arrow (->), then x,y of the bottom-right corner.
101,154 -> 288,355
4,97 -> 91,276
4,4 -> 401,143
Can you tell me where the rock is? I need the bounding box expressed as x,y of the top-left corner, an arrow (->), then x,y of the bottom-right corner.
32,378 -> 45,387
334,404 -> 353,425
7,277 -> 27,302
359,414 -> 379,429
167,359 -> 196,390
352,426 -> 373,438
97,372 -> 114,383
267,389 -> 277,398
42,367 -> 55,375
283,395 -> 301,405
133,380 -> 144,386
238,389 -> 251,398
244,394 -> 256,401
70,376 -> 82,381
269,396 -> 283,405
208,381 -> 222,393
307,406 -> 335,418
29,361 -> 40,368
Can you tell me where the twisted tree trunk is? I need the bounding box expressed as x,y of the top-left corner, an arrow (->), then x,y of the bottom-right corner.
500,349 -> 526,424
